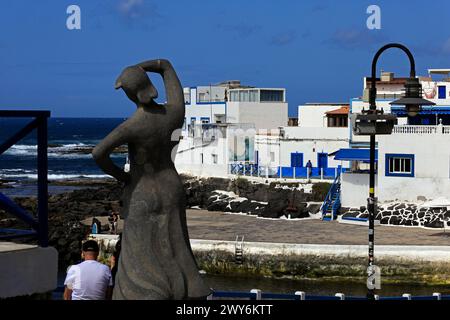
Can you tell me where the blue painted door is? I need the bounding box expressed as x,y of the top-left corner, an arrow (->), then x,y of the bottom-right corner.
291,153 -> 303,167
439,86 -> 446,99
317,153 -> 328,169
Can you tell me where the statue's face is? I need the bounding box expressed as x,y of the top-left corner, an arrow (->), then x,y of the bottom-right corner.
115,66 -> 158,105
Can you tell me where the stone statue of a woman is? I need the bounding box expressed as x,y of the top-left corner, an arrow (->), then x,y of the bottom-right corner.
92,59 -> 210,300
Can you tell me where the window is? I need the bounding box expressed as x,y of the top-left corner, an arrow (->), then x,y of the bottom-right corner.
260,90 -> 284,102
229,91 -> 239,102
198,93 -> 207,102
201,117 -> 210,124
212,154 -> 218,164
249,90 -> 258,102
327,115 -> 348,127
239,90 -> 249,102
438,86 -> 446,99
385,154 -> 414,177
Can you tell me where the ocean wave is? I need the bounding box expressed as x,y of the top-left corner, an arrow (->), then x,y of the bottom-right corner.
0,173 -> 112,180
3,143 -> 126,159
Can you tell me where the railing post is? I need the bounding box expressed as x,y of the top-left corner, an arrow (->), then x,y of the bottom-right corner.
335,293 -> 345,300
37,115 -> 48,247
266,166 -> 269,179
320,168 -> 323,180
307,168 -> 310,180
279,167 -> 282,179
433,292 -> 441,300
294,166 -> 296,179
295,291 -> 305,300
250,289 -> 262,300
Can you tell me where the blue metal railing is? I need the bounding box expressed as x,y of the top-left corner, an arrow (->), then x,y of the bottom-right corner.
229,163 -> 348,180
0,110 -> 50,247
321,173 -> 341,220
208,290 -> 446,301
51,285 -> 448,301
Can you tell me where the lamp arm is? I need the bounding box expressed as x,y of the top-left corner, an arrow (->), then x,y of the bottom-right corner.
369,43 -> 416,109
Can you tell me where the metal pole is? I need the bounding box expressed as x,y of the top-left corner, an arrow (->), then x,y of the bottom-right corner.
366,43 -> 416,299
37,115 -> 48,247
367,134 -> 376,299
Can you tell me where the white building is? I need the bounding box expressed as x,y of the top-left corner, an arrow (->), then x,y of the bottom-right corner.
182,81 -> 288,134
340,69 -> 450,208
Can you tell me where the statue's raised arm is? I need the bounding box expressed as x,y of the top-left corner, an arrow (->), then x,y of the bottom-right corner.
136,59 -> 184,106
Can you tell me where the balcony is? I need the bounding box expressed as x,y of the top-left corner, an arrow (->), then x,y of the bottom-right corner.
392,125 -> 450,135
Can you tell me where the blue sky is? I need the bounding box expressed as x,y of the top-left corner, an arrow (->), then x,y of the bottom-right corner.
0,0 -> 449,117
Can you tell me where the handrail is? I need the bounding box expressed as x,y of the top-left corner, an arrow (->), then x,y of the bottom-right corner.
208,289 -> 443,301
321,173 -> 340,218
0,110 -> 50,247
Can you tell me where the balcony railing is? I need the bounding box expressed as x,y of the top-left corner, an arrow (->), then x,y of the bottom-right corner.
0,110 -> 50,247
392,125 -> 450,135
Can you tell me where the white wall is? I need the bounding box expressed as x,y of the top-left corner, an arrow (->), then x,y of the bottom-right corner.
227,101 -> 288,130
183,88 -> 226,133
340,172 -> 375,207
341,126 -> 450,206
377,128 -> 450,203
298,104 -> 346,128
255,135 -> 280,168
280,127 -> 349,168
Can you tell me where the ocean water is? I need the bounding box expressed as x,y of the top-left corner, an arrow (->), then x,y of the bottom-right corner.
0,118 -> 127,182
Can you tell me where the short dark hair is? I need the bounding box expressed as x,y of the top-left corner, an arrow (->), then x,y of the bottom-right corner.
82,240 -> 99,253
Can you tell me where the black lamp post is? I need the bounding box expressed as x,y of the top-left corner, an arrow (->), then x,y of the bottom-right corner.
353,43 -> 435,299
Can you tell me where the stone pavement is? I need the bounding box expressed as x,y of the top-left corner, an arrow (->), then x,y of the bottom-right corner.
86,209 -> 450,246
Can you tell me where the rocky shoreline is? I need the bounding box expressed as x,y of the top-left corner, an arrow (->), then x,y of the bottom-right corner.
0,175 -> 327,268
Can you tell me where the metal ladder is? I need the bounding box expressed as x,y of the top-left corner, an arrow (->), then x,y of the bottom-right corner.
235,235 -> 244,264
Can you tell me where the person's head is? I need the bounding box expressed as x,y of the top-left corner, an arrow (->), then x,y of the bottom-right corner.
114,65 -> 158,105
82,240 -> 100,260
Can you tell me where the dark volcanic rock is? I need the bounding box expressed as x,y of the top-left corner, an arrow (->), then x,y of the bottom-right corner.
260,198 -> 288,218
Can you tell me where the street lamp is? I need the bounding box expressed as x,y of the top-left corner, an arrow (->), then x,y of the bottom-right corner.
352,43 -> 435,300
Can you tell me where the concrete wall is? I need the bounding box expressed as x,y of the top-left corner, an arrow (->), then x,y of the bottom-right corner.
227,101 -> 288,130
0,243 -> 58,298
340,172 -> 374,207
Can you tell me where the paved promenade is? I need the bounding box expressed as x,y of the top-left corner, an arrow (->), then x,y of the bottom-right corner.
90,209 -> 450,246
186,210 -> 450,246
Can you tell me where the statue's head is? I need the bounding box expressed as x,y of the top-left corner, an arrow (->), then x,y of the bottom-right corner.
114,66 -> 158,105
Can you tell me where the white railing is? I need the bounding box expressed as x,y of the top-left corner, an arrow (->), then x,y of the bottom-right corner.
392,125 -> 437,134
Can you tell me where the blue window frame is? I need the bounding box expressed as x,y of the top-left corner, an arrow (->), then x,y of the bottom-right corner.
290,152 -> 303,167
438,86 -> 446,99
385,154 -> 414,177
190,117 -> 196,124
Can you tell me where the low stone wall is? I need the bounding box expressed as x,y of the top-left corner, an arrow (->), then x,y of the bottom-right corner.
341,203 -> 449,229
184,175 -> 325,219
192,240 -> 450,285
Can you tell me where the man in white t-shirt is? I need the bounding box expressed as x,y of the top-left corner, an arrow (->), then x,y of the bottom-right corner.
63,240 -> 113,300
